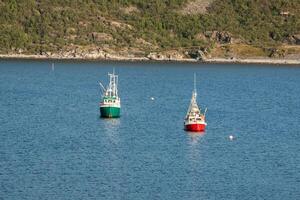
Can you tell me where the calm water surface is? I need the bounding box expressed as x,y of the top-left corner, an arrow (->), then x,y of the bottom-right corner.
0,60 -> 299,200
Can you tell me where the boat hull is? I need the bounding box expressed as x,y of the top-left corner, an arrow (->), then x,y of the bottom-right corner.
185,123 -> 206,132
100,106 -> 120,118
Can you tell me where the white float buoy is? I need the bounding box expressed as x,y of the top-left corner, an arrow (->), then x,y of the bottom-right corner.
229,135 -> 234,140
151,97 -> 155,101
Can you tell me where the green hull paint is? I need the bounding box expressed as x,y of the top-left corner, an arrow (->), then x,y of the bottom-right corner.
100,106 -> 120,118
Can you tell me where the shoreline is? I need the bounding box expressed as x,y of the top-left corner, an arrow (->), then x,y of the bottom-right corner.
0,54 -> 299,65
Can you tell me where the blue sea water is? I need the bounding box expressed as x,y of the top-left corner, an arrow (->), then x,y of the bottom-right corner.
0,60 -> 299,200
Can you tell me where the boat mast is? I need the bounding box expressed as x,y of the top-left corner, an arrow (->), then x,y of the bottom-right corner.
193,73 -> 197,98
113,72 -> 118,97
107,70 -> 118,98
109,73 -> 112,97
115,74 -> 118,97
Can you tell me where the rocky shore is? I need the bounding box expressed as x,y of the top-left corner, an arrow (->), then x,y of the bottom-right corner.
1,52 -> 299,65
204,58 -> 300,65
1,28 -> 299,65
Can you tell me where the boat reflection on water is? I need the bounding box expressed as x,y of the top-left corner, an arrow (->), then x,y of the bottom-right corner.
101,118 -> 121,144
183,131 -> 205,195
98,118 -> 124,193
187,131 -> 206,145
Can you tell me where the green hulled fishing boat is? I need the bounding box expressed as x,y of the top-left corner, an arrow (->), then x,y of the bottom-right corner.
99,71 -> 120,118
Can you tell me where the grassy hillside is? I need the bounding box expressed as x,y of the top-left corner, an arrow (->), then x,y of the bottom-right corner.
0,0 -> 299,58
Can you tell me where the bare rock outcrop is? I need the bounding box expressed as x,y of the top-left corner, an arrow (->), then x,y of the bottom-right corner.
181,0 -> 213,15
205,31 -> 232,44
147,52 -> 166,60
147,51 -> 185,61
121,6 -> 140,14
186,49 -> 206,60
268,48 -> 286,58
91,32 -> 113,42
293,34 -> 300,45
284,33 -> 300,45
194,33 -> 207,41
135,38 -> 156,49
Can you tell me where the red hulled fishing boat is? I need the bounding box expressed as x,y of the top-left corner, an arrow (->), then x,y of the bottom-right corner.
184,74 -> 207,132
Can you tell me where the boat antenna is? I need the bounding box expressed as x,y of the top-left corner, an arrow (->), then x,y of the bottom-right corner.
204,108 -> 208,116
98,82 -> 106,93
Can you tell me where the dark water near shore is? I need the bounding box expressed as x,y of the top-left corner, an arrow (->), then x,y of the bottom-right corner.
0,60 -> 299,200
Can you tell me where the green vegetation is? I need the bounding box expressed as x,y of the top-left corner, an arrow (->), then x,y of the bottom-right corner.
0,0 -> 299,55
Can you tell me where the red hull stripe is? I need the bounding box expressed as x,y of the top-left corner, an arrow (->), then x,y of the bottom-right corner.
185,124 -> 206,132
